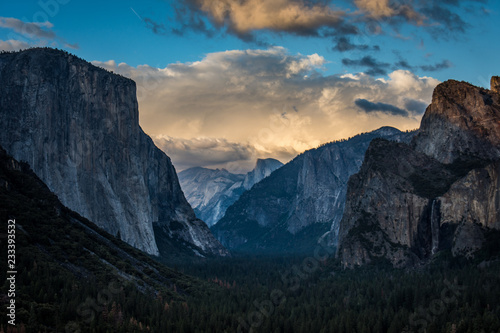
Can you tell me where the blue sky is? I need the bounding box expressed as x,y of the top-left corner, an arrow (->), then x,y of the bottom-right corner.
1,0 -> 499,171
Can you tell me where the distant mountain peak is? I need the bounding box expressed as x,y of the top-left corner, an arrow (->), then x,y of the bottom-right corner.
256,157 -> 281,164
372,126 -> 402,135
179,159 -> 283,227
243,158 -> 283,190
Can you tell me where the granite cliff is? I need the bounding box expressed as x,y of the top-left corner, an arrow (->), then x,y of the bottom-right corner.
179,167 -> 245,227
338,78 -> 500,268
178,158 -> 283,227
242,158 -> 284,190
0,48 -> 227,257
212,127 -> 415,254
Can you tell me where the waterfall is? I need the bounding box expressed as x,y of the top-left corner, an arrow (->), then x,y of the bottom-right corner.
430,199 -> 439,255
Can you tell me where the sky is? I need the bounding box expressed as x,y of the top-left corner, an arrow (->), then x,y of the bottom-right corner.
1,0 -> 499,172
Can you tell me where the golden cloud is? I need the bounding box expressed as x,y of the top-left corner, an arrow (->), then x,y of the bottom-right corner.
93,48 -> 439,171
193,0 -> 346,35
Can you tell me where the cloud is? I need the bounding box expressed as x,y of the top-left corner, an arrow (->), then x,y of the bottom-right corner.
395,59 -> 413,70
93,49 -> 439,171
353,0 -> 487,34
394,58 -> 454,72
0,39 -> 31,52
420,59 -> 453,72
143,17 -> 168,35
354,0 -> 425,25
419,1 -> 489,39
154,136 -> 255,172
0,17 -> 55,39
165,0 -> 489,45
355,98 -> 408,116
172,0 -> 354,40
170,2 -> 217,37
332,36 -> 380,52
64,42 -> 80,50
342,55 -> 390,76
404,98 -> 428,114
0,17 -> 78,50
421,4 -> 468,35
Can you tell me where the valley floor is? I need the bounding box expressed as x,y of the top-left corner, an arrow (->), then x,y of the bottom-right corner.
2,237 -> 500,332
160,251 -> 500,333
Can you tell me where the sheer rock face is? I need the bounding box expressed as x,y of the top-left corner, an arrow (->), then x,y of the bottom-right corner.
337,140 -> 436,268
338,79 -> 500,268
439,162 -> 500,231
492,76 -> 500,94
412,80 -> 500,164
0,48 -> 227,257
178,158 -> 283,227
212,127 -> 415,254
178,167 -> 246,227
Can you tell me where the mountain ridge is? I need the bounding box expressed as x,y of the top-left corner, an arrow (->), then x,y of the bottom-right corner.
212,126 -> 416,254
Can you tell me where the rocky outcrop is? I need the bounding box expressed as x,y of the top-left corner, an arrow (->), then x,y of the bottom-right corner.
212,127 -> 415,254
492,76 -> 500,94
0,48 -> 227,257
412,80 -> 500,163
439,162 -> 500,230
338,78 -> 500,268
179,158 -> 283,227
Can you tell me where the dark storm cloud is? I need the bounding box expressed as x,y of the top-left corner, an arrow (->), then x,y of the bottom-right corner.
143,18 -> 168,35
354,0 -> 487,33
170,2 -> 216,38
342,56 -> 390,76
404,98 -> 428,114
394,58 -> 453,73
421,5 -> 468,34
419,1 -> 489,38
154,136 -> 254,170
332,37 -> 380,52
420,60 -> 453,72
395,60 -> 414,70
355,98 -> 409,116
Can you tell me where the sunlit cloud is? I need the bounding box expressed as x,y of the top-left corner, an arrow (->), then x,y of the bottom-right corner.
93,48 -> 439,171
354,0 -> 425,24
167,0 -> 486,42
174,0 -> 350,38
